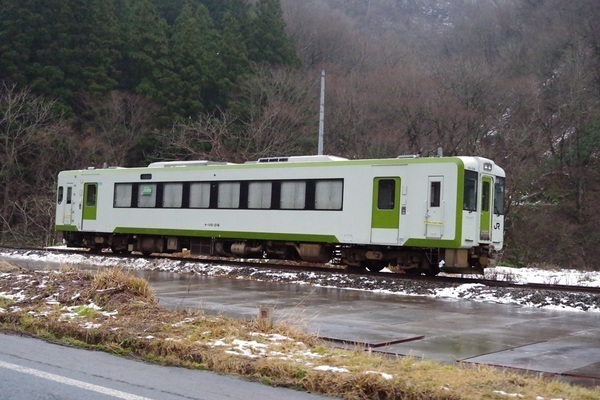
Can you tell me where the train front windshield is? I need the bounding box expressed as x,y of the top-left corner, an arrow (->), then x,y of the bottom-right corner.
463,171 -> 505,215
494,177 -> 505,215
463,170 -> 478,211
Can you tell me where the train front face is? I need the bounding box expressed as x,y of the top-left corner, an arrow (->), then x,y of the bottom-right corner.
459,157 -> 505,267
55,171 -> 79,243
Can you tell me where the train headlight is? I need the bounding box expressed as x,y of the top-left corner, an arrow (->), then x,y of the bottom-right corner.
483,162 -> 493,171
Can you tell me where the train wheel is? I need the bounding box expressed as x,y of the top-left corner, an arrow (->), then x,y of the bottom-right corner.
403,268 -> 421,275
362,261 -> 387,273
345,265 -> 367,273
88,245 -> 103,254
422,260 -> 440,276
110,246 -> 128,255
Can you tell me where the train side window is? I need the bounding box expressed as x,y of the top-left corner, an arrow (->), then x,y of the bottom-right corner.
315,180 -> 343,210
248,182 -> 272,209
114,183 -> 133,207
271,182 -> 281,210
189,183 -> 211,208
66,187 -> 72,205
163,183 -> 183,208
430,181 -> 441,207
494,177 -> 505,215
482,181 -> 490,212
463,171 -> 478,211
85,184 -> 97,206
218,182 -> 240,208
138,184 -> 157,208
280,181 -> 306,209
57,186 -> 64,204
377,179 -> 395,210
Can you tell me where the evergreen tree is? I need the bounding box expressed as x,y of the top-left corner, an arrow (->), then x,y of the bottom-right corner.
62,0 -> 121,96
0,0 -> 120,110
161,3 -> 224,120
200,0 -> 249,27
150,0 -> 202,25
0,0 -> 73,98
0,0 -> 37,86
119,0 -> 170,97
217,12 -> 252,101
247,0 -> 299,66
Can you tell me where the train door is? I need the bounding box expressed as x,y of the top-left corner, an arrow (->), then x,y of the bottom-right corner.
62,184 -> 75,225
425,176 -> 444,238
81,182 -> 98,230
480,176 -> 493,241
371,177 -> 401,244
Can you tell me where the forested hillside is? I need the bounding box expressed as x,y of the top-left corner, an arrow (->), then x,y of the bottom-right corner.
1,0 -> 600,269
280,0 -> 600,269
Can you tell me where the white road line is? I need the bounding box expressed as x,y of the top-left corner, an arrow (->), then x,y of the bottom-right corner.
0,360 -> 154,400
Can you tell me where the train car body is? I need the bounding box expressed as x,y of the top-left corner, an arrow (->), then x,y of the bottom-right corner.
55,155 -> 505,274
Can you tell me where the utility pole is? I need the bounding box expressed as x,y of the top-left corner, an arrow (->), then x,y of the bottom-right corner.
318,70 -> 325,155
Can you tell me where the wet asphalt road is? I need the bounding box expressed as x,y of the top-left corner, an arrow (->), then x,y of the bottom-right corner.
0,334 -> 332,400
139,270 -> 600,386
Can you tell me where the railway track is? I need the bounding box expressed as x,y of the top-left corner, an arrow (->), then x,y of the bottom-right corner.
2,245 -> 600,295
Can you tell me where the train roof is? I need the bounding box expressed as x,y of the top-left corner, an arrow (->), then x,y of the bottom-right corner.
64,154 -> 504,176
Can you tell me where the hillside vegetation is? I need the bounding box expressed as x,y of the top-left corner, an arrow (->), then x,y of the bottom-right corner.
1,0 -> 600,268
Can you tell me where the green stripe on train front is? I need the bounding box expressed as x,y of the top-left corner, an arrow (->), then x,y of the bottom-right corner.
56,225 -> 78,232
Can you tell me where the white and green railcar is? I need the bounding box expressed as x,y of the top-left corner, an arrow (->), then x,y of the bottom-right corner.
55,155 -> 505,275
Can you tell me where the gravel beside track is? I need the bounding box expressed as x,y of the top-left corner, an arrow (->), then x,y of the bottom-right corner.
2,246 -> 600,312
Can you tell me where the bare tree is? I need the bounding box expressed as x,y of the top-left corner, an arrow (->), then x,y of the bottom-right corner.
229,66 -> 320,161
540,41 -> 600,221
80,91 -> 160,167
0,82 -> 66,244
282,0 -> 373,71
156,111 -> 236,162
157,67 -> 319,163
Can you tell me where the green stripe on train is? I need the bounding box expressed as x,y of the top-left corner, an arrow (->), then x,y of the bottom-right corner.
113,227 -> 340,243
403,237 -> 463,248
56,225 -> 78,231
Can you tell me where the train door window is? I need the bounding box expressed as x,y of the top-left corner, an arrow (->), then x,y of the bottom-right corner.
163,183 -> 183,208
463,170 -> 478,211
377,179 -> 395,210
218,182 -> 240,208
85,184 -> 97,207
114,183 -> 133,207
57,187 -> 64,204
66,187 -> 72,205
248,182 -> 272,209
482,180 -> 490,212
315,180 -> 343,210
138,184 -> 157,208
189,183 -> 211,208
494,177 -> 505,215
280,181 -> 306,209
430,181 -> 441,207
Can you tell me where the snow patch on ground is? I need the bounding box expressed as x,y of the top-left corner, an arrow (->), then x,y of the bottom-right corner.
1,248 -> 599,313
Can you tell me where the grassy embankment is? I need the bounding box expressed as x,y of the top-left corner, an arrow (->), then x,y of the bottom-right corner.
0,261 -> 598,400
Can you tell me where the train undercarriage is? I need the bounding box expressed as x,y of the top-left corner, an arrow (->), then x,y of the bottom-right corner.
62,231 -> 495,275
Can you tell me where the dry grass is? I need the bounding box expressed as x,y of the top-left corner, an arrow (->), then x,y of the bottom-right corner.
1,264 -> 599,399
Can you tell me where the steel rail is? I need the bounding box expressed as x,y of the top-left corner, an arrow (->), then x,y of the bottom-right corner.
2,245 -> 600,295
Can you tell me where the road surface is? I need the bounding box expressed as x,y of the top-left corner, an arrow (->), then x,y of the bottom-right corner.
0,334 -> 331,400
